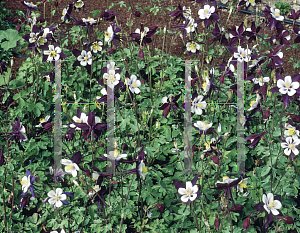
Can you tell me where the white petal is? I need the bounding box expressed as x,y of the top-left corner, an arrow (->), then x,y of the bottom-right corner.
284,148 -> 291,155
178,188 -> 186,195
48,190 -> 56,197
55,200 -> 63,208
181,195 -> 189,202
61,159 -> 72,165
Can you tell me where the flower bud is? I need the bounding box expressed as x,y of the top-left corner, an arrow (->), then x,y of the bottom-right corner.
228,90 -> 233,100
156,120 -> 160,129
243,216 -> 251,230
135,11 -> 141,17
215,214 -> 220,230
267,85 -> 272,98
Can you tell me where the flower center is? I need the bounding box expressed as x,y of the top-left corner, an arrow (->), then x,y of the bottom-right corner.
141,31 -> 146,40
222,176 -> 229,181
249,0 -> 255,2
105,32 -> 111,39
108,75 -> 115,82
285,82 -> 291,88
275,11 -> 280,17
239,181 -> 247,189
53,195 -> 60,201
21,179 -> 29,186
76,2 -> 82,7
184,188 -> 193,196
287,128 -> 296,135
114,149 -> 119,158
38,37 -> 45,44
132,82 -> 138,87
196,103 -> 202,108
50,51 -> 56,57
190,43 -> 196,50
288,143 -> 296,150
268,200 -> 276,208
40,118 -> 45,123
202,82 -> 207,90
93,43 -> 100,51
84,56 -> 88,61
259,77 -> 264,84
250,100 -> 256,107
241,52 -> 245,57
204,9 -> 208,15
142,165 -> 148,174
66,164 -> 74,171
32,36 -> 37,42
204,141 -> 211,150
46,76 -> 50,82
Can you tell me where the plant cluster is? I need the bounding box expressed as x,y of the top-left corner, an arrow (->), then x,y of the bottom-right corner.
0,0 -> 300,232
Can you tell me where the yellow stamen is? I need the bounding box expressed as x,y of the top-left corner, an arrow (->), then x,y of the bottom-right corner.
50,51 -> 56,57
66,164 -> 73,171
287,128 -> 296,136
142,166 -> 147,174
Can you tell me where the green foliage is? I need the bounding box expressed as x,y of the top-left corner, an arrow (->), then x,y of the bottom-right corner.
275,0 -> 292,15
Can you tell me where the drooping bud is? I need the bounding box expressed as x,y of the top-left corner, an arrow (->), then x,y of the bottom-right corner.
243,216 -> 251,230
135,11 -> 141,17
214,213 -> 220,230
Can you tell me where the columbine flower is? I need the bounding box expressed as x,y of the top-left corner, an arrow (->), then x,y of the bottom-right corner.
82,17 -> 97,25
186,41 -> 200,54
7,118 -> 28,143
92,172 -> 100,182
158,93 -> 181,118
191,95 -> 207,115
60,159 -> 80,177
74,111 -> 107,141
77,50 -> 92,66
29,31 -> 40,44
47,188 -> 67,208
171,148 -> 181,152
270,8 -> 284,21
284,124 -> 300,140
22,1 -> 39,17
277,76 -> 299,96
138,160 -> 148,180
135,26 -> 149,43
104,25 -> 114,43
198,5 -> 215,19
36,115 -> 51,127
281,136 -> 300,159
194,121 -> 213,131
202,76 -> 211,95
125,75 -> 141,94
74,0 -> 84,9
44,45 -> 61,61
178,181 -> 198,202
234,46 -> 251,62
262,193 -> 282,215
237,178 -> 248,193
103,148 -> 127,161
21,176 -> 31,193
183,6 -> 192,20
90,41 -> 103,53
103,69 -> 120,88
173,175 -> 201,213
20,170 -> 36,197
61,7 -> 68,21
248,94 -> 261,111
184,18 -> 197,35
252,76 -> 270,86
70,112 -> 88,130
